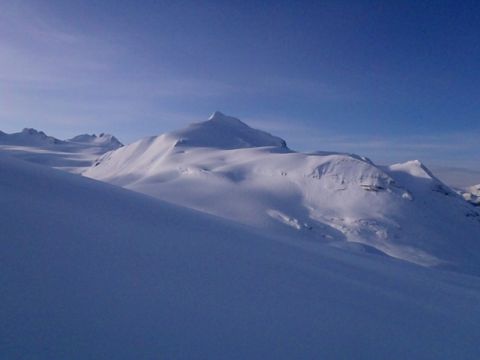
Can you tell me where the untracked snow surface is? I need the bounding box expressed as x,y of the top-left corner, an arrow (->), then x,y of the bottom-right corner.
2,154 -> 480,359
85,112 -> 480,274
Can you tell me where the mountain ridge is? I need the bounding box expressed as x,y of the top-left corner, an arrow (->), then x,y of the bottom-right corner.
0,128 -> 123,173
68,133 -> 123,150
84,112 -> 480,274
0,128 -> 122,147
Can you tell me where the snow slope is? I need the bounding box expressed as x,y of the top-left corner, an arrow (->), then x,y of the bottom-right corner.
2,154 -> 480,359
85,112 -> 480,274
0,128 -> 122,173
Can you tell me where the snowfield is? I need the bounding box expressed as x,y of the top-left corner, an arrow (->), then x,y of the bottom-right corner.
85,112 -> 480,274
0,128 -> 122,174
2,153 -> 480,359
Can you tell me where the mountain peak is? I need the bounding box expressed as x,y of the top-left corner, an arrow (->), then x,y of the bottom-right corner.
22,128 -> 45,136
169,112 -> 288,150
389,160 -> 437,180
467,184 -> 480,197
207,111 -> 249,128
69,133 -> 123,149
208,111 -> 227,120
4,128 -> 64,145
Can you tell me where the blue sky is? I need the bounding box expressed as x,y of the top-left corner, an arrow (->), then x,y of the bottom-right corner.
1,0 -> 479,186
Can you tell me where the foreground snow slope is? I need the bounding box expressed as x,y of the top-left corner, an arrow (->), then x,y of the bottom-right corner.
2,154 -> 480,359
85,112 -> 480,273
0,128 -> 122,173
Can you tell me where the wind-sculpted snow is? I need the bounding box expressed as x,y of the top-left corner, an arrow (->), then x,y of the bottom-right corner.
0,128 -> 122,173
2,154 -> 480,359
85,113 -> 480,274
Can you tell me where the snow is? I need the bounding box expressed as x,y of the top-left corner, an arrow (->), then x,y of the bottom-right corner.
0,128 -> 65,146
169,111 -> 287,149
85,113 -> 480,274
0,128 -> 122,174
68,133 -> 123,150
470,184 -> 480,195
460,184 -> 480,206
2,153 -> 480,359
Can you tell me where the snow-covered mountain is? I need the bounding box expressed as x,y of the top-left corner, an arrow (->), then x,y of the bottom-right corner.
0,128 -> 65,145
0,128 -> 122,173
470,184 -> 480,195
167,111 -> 287,149
85,112 -> 480,274
2,153 -> 480,359
68,132 -> 123,150
461,184 -> 480,206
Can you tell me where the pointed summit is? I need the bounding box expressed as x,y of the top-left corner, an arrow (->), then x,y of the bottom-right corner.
208,111 -> 227,120
389,160 -> 437,180
207,111 -> 249,127
169,112 -> 288,150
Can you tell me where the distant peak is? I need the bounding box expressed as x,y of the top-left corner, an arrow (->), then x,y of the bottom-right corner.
468,184 -> 480,194
389,160 -> 440,182
168,113 -> 288,150
405,160 -> 435,177
207,111 -> 246,127
0,128 -> 65,145
22,128 -> 44,136
209,111 -> 227,120
68,133 -> 123,148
